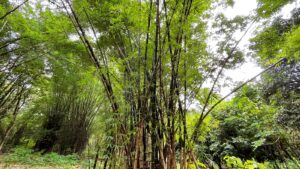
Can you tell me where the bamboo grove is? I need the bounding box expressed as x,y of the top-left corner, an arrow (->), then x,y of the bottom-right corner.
0,0 -> 300,169
56,0 -> 215,168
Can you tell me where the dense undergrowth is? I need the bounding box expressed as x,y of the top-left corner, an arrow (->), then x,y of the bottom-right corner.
1,147 -> 300,169
222,156 -> 300,169
0,147 -> 85,168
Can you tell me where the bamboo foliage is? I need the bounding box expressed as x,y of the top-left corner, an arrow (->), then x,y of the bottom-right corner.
57,0 -> 207,168
35,86 -> 101,154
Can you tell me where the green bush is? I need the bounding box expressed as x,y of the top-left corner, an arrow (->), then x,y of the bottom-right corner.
223,156 -> 300,169
224,156 -> 267,169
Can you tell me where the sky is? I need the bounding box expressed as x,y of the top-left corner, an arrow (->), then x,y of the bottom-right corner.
215,0 -> 299,97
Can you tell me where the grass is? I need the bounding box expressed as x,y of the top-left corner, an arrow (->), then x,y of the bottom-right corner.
0,147 -> 87,169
